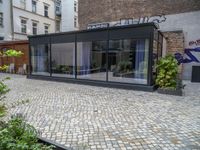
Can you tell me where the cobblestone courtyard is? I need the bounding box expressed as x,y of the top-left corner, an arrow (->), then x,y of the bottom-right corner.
1,74 -> 200,150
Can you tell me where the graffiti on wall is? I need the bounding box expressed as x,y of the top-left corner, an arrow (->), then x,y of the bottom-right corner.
189,39 -> 200,46
175,47 -> 200,65
87,14 -> 166,29
114,15 -> 166,27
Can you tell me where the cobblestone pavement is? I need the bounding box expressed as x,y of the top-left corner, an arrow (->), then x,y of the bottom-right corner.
1,73 -> 200,150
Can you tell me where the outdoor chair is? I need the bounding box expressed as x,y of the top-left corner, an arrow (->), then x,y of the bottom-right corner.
9,63 -> 15,73
17,64 -> 27,74
23,64 -> 27,74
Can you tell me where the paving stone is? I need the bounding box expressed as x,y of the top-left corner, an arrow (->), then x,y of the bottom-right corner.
1,74 -> 200,150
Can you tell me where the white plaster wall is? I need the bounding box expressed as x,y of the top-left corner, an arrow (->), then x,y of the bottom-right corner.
0,0 -> 12,41
13,7 -> 56,39
159,11 -> 200,80
13,0 -> 55,19
61,0 -> 78,32
12,0 -> 56,40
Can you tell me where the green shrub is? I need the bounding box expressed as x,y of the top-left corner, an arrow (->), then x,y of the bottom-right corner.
0,79 -> 10,101
156,54 -> 178,89
0,105 -> 6,117
117,61 -> 132,72
0,117 -> 54,150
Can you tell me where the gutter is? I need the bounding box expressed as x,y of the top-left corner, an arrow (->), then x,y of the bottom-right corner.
10,0 -> 14,40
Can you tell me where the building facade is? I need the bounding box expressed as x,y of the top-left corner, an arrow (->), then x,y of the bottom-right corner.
78,0 -> 200,80
0,0 -> 12,40
61,0 -> 79,32
28,23 -> 161,91
0,0 -> 66,41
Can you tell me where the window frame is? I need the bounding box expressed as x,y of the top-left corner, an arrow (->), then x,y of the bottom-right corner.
44,24 -> 49,34
74,16 -> 78,28
44,5 -> 49,17
32,0 -> 37,13
56,20 -> 60,32
74,1 -> 78,12
21,18 -> 27,34
55,0 -> 61,14
0,12 -> 3,27
32,22 -> 38,35
20,0 -> 26,9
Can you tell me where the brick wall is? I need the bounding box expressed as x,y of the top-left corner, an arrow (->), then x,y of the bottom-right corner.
0,41 -> 29,73
79,0 -> 200,29
163,31 -> 185,75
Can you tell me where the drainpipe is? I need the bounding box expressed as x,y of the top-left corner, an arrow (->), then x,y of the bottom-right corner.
10,0 -> 14,40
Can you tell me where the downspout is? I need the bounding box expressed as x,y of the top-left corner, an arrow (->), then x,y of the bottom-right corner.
10,0 -> 14,40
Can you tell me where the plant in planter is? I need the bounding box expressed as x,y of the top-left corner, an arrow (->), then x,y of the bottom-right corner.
156,54 -> 183,96
113,61 -> 133,77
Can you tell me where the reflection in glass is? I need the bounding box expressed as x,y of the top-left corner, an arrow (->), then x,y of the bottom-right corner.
108,39 -> 149,84
77,41 -> 107,81
31,45 -> 50,76
51,43 -> 75,78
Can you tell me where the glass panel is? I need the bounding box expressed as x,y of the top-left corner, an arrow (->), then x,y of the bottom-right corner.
152,40 -> 158,83
158,43 -> 162,59
108,39 -> 149,84
77,41 -> 107,81
31,44 -> 50,76
51,43 -> 75,78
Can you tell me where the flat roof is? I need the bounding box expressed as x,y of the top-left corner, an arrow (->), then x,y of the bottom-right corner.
29,22 -> 158,38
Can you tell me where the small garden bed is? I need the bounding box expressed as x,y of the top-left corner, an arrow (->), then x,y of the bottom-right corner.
155,55 -> 184,96
157,79 -> 183,96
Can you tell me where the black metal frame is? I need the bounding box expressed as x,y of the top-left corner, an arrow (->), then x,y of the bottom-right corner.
28,23 -> 159,91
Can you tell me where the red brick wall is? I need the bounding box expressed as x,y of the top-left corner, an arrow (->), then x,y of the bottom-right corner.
163,31 -> 185,75
163,31 -> 184,55
0,41 -> 29,73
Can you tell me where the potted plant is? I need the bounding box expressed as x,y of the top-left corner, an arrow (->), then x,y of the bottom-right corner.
113,61 -> 133,77
156,54 -> 183,96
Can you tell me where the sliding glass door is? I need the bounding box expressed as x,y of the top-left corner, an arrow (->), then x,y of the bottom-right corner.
108,39 -> 149,84
51,42 -> 75,78
31,44 -> 50,76
77,41 -> 107,81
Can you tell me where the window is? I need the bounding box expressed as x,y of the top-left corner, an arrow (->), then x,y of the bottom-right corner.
51,43 -> 75,78
56,20 -> 60,32
44,25 -> 49,34
21,19 -> 27,33
31,44 -> 50,76
0,13 -> 3,26
32,22 -> 37,35
55,0 -> 61,14
74,16 -> 78,28
32,0 -> 37,13
108,39 -> 149,84
20,0 -> 26,9
77,41 -> 107,81
74,1 -> 77,12
44,5 -> 49,17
